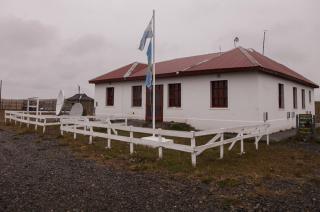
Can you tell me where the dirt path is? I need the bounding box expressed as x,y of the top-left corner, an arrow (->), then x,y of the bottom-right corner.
1,127 -> 320,211
0,128 -> 219,211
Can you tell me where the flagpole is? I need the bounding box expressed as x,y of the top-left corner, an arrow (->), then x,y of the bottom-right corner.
152,10 -> 156,132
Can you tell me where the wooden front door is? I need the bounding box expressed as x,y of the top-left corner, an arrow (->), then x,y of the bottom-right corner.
145,85 -> 163,122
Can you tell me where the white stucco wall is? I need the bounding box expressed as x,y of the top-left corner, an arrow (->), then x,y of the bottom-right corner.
93,71 -> 316,132
257,73 -> 315,133
161,72 -> 261,129
95,81 -> 147,120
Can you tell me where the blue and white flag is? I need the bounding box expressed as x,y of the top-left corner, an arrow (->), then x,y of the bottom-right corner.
138,19 -> 153,51
145,41 -> 153,89
146,40 -> 152,65
145,69 -> 153,89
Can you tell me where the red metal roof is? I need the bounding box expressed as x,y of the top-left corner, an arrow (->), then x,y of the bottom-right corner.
91,62 -> 148,84
89,47 -> 318,88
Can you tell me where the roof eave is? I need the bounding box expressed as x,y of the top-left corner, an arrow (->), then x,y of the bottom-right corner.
89,67 -> 260,84
258,67 -> 319,88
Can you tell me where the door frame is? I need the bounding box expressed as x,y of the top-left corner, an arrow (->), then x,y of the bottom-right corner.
145,84 -> 163,122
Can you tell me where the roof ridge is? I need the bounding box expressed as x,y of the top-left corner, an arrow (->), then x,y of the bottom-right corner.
180,58 -> 214,72
238,47 -> 261,66
123,62 -> 139,78
157,52 -> 222,64
181,47 -> 243,72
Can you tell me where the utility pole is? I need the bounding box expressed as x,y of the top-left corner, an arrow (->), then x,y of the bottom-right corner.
0,80 -> 2,110
262,30 -> 267,55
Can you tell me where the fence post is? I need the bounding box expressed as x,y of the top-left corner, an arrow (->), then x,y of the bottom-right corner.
43,119 -> 46,134
266,128 -> 269,146
240,131 -> 244,155
89,125 -> 93,144
191,131 -> 196,167
27,115 -> 30,128
19,114 -> 22,127
255,136 -> 258,150
107,128 -> 111,149
73,124 -> 76,140
158,128 -> 163,159
34,115 -> 38,131
220,133 -> 224,159
60,119 -> 64,136
129,126 -> 134,154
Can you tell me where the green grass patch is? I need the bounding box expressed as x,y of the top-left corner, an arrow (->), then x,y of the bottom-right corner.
2,121 -> 320,186
217,178 -> 241,188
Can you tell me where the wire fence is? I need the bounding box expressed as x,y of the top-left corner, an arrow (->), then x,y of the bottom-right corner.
0,99 -> 57,111
0,99 -> 94,115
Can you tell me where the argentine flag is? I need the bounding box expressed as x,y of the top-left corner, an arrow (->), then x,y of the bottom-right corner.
145,41 -> 153,89
138,19 -> 153,51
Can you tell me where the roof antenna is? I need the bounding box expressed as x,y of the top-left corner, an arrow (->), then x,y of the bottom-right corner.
262,30 -> 267,55
77,85 -> 81,103
234,37 -> 239,48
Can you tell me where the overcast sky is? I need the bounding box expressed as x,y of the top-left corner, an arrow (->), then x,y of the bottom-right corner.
0,0 -> 319,100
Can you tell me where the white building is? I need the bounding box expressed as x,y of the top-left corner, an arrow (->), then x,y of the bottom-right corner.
89,47 -> 318,133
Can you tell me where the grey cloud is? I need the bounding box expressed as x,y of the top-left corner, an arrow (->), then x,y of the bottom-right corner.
0,16 -> 58,58
63,34 -> 109,56
0,0 -> 319,100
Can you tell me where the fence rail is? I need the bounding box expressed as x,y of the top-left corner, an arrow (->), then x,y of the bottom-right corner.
60,117 -> 270,166
5,110 -> 270,166
4,110 -> 127,134
5,110 -> 61,133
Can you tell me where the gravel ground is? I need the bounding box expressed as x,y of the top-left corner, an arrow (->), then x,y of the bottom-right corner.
0,128 -> 219,211
1,127 -> 320,211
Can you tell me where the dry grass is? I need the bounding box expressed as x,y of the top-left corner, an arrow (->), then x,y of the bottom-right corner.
2,116 -> 320,210
2,119 -> 320,186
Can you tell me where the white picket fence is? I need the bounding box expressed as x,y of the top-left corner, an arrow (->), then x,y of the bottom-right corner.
5,110 -> 61,133
4,110 -> 270,166
60,117 -> 270,166
4,110 -> 128,134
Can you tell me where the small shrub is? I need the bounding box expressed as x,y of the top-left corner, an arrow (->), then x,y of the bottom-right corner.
217,178 -> 241,188
167,122 -> 195,131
